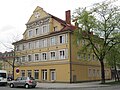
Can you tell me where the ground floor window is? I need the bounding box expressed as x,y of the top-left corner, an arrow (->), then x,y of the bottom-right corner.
27,70 -> 32,77
50,69 -> 56,81
21,70 -> 25,77
42,69 -> 47,80
34,70 -> 39,79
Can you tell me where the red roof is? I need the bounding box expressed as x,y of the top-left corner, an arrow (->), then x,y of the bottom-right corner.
50,14 -> 77,31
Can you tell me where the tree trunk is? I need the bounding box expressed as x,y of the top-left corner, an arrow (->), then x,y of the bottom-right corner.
115,66 -> 119,81
100,60 -> 105,84
12,65 -> 15,80
114,58 -> 119,81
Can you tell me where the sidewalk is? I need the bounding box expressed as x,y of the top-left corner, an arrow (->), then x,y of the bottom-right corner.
36,80 -> 112,89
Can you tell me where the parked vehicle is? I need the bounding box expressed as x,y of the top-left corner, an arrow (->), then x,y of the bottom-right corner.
8,76 -> 37,88
0,70 -> 7,85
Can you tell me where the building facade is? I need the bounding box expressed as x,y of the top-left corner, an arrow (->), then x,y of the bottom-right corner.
0,51 -> 14,77
13,6 -> 111,83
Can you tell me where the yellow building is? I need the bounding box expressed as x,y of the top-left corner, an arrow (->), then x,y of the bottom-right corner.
13,6 -> 111,83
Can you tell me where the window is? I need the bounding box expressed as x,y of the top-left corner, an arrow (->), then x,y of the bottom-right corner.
22,44 -> 25,50
35,54 -> 39,61
16,45 -> 19,51
59,35 -> 65,44
50,37 -> 56,46
43,25 -> 47,33
50,51 -> 56,60
28,55 -> 32,61
21,70 -> 25,77
28,42 -> 32,49
59,50 -> 65,59
16,57 -> 20,62
35,28 -> 39,35
34,70 -> 39,79
83,53 -> 86,60
22,56 -> 26,62
60,36 -> 63,43
34,40 -> 39,49
50,69 -> 56,81
27,70 -> 32,77
93,69 -> 96,77
42,70 -> 47,80
96,70 -> 100,77
42,53 -> 47,61
28,30 -> 32,37
88,69 -> 92,77
88,54 -> 90,60
53,26 -> 57,31
42,39 -> 47,47
34,12 -> 40,18
77,54 -> 81,59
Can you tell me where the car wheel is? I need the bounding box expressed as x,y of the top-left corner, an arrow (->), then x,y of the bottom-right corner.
10,83 -> 14,88
25,84 -> 29,89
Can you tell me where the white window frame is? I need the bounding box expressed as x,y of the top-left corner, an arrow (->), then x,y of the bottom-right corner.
42,39 -> 47,47
42,70 -> 47,80
42,52 -> 47,61
42,25 -> 47,34
59,49 -> 65,59
22,56 -> 26,62
28,54 -> 32,62
34,53 -> 39,61
50,51 -> 56,60
59,34 -> 65,44
35,28 -> 39,35
34,40 -> 39,49
50,37 -> 56,46
28,30 -> 33,37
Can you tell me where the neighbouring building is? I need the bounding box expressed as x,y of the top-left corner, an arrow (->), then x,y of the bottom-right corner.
12,6 -> 111,83
0,51 -> 14,77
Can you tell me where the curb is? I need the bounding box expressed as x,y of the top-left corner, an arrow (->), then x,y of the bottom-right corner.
36,85 -> 111,89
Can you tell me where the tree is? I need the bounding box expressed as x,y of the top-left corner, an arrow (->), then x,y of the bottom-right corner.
0,63 -> 2,69
73,0 -> 120,83
0,35 -> 23,80
106,45 -> 120,81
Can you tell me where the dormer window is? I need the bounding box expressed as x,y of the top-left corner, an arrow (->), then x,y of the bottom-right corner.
53,26 -> 58,31
34,12 -> 40,18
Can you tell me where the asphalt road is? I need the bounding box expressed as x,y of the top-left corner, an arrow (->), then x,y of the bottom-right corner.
0,85 -> 120,90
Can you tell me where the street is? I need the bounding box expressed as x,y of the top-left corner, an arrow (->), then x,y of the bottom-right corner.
0,85 -> 120,90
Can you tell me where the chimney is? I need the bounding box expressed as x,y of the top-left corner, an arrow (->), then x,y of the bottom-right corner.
65,10 -> 71,24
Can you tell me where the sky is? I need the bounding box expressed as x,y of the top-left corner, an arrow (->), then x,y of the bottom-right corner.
0,0 -> 119,52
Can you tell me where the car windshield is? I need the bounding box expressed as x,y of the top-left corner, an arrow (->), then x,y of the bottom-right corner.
0,73 -> 6,78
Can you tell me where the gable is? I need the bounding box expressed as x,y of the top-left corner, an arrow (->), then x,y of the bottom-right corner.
27,6 -> 49,24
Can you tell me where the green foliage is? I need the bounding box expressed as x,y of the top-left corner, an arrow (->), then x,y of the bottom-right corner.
73,0 -> 120,83
73,0 -> 120,61
106,45 -> 120,68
